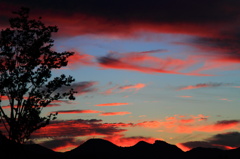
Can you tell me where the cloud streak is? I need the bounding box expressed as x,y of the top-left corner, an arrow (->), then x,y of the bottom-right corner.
67,51 -> 95,69
99,111 -> 131,116
95,103 -> 129,106
97,52 -> 210,76
101,82 -> 147,95
56,81 -> 98,95
119,83 -> 146,91
135,115 -> 240,134
177,82 -> 225,91
32,119 -> 131,138
51,109 -> 102,114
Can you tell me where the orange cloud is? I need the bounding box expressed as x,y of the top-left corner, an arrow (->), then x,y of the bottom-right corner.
196,120 -> 240,132
180,118 -> 195,124
0,96 -> 8,101
178,96 -> 192,98
119,83 -> 146,91
99,111 -> 131,116
95,103 -> 129,106
173,120 -> 240,134
52,143 -> 77,152
136,121 -> 162,128
135,115 -> 240,133
1,105 -> 11,109
101,83 -> 147,95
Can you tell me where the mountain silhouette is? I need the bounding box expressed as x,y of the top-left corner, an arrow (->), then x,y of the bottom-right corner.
1,136 -> 240,159
66,138 -> 121,159
122,140 -> 184,159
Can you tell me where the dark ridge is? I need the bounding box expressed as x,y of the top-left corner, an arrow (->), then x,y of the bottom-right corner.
186,147 -> 226,159
1,137 -> 240,159
0,136 -> 63,159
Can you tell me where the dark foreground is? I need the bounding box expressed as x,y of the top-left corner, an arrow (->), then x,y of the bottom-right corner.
1,137 -> 240,159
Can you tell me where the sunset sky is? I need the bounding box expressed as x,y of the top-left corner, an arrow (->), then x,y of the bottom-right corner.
0,0 -> 240,152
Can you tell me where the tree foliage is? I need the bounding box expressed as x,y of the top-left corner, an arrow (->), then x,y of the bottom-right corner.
0,7 -> 76,144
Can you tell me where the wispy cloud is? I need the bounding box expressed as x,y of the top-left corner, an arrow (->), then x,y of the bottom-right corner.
177,96 -> 192,98
135,114 -> 240,134
119,83 -> 146,91
67,51 -> 95,69
57,81 -> 98,95
51,109 -> 102,114
219,98 -> 232,102
101,83 -> 146,95
97,52 -> 209,76
177,82 -> 225,91
95,103 -> 129,106
99,111 -> 131,116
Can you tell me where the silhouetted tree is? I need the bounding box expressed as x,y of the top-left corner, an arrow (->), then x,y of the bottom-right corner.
0,7 -> 76,144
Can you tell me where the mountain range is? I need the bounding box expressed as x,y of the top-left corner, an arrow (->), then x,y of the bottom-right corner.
0,137 -> 240,159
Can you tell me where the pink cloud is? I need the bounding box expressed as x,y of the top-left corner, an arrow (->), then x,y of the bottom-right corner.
67,51 -> 95,69
219,98 -> 232,101
97,52 -> 210,76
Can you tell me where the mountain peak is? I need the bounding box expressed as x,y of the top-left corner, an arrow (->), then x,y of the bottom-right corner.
68,138 -> 118,154
154,140 -> 169,146
134,140 -> 152,147
153,140 -> 184,153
